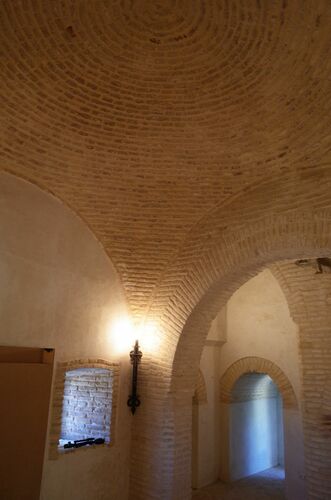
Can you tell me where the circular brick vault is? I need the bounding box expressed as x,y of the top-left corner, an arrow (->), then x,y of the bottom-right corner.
1,0 -> 331,319
1,2 -> 331,499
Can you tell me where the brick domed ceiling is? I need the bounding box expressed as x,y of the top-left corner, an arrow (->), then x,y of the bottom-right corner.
1,0 -> 331,313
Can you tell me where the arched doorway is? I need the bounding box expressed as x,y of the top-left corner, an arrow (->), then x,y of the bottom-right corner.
167,209 -> 331,500
219,357 -> 304,499
129,182 -> 331,499
228,373 -> 284,481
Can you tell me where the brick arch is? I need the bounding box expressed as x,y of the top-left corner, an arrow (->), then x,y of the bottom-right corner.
133,176 -> 331,499
219,357 -> 298,410
160,209 -> 331,500
144,171 -> 331,389
193,369 -> 207,405
154,171 -> 331,329
170,208 -> 331,395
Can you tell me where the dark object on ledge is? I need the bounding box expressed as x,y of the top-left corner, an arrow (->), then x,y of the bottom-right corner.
127,340 -> 143,415
63,437 -> 105,449
295,257 -> 331,274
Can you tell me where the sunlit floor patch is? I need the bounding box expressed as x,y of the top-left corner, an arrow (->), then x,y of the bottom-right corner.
192,467 -> 285,500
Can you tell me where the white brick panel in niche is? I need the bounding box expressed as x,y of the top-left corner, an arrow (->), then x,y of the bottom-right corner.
60,368 -> 113,444
48,359 -> 119,459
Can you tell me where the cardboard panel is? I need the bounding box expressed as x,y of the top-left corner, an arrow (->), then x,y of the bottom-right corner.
0,361 -> 53,499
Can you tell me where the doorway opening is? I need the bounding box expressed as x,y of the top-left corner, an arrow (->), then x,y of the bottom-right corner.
229,372 -> 284,480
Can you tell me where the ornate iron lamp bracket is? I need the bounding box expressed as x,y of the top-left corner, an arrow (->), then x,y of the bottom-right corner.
127,340 -> 142,414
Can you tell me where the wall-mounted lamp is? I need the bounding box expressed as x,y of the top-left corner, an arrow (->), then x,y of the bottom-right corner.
127,340 -> 143,415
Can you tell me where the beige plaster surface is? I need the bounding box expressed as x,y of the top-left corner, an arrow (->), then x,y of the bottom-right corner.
222,269 -> 301,397
0,173 -> 131,500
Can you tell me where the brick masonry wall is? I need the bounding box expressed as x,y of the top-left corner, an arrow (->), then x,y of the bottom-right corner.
1,3 -> 331,321
219,358 -> 298,410
61,368 -> 113,443
271,263 -> 331,499
154,211 -> 331,500
1,2 -> 331,499
49,359 -> 119,460
231,373 -> 280,404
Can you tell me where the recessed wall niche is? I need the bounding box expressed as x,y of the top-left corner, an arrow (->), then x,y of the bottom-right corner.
49,359 -> 119,458
60,367 -> 113,446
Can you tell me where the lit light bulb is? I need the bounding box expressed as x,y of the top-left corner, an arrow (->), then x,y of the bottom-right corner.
107,316 -> 160,356
109,316 -> 135,355
138,321 -> 160,353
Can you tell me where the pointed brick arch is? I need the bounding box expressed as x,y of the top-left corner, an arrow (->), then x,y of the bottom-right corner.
219,357 -> 298,410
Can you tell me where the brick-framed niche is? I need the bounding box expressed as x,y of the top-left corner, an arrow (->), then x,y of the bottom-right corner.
48,359 -> 119,459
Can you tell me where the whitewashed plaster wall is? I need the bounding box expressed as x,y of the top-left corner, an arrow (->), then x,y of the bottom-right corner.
193,346 -> 221,488
197,269 -> 305,498
221,269 -> 301,396
0,173 -> 131,500
194,309 -> 225,488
